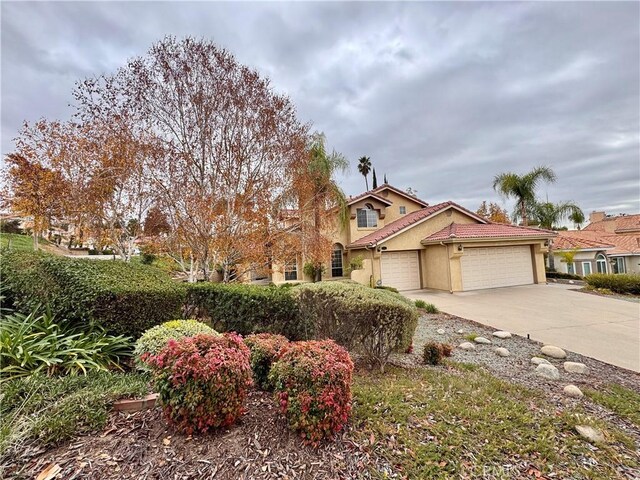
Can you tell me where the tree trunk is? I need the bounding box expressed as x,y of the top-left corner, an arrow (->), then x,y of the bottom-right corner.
548,246 -> 555,271
33,229 -> 39,250
364,176 -> 369,191
520,202 -> 528,226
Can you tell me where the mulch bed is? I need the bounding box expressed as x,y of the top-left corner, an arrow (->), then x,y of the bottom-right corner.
573,287 -> 640,303
4,390 -> 378,480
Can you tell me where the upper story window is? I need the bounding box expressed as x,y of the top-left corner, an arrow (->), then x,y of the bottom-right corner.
357,203 -> 378,228
399,206 -> 406,215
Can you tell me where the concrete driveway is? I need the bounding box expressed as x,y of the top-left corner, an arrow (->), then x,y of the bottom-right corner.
406,284 -> 640,372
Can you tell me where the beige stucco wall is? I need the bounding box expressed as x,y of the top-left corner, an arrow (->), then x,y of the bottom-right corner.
374,189 -> 424,222
423,245 -> 451,291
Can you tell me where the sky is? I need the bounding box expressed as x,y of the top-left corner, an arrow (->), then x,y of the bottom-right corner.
2,1 -> 639,220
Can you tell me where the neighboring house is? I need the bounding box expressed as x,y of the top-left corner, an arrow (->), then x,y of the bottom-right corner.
551,211 -> 640,276
272,184 -> 555,292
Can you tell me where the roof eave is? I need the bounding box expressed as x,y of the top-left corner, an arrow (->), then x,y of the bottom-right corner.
421,235 -> 554,246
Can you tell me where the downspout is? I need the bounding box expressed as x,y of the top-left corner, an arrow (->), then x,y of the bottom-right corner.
365,243 -> 376,287
440,241 -> 453,294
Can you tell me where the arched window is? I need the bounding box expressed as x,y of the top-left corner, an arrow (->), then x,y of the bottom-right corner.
596,254 -> 607,274
331,244 -> 344,277
357,203 -> 378,228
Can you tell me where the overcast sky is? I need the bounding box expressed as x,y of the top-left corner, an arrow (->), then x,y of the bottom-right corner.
2,1 -> 639,219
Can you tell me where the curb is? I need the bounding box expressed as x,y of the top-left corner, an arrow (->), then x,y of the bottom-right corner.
113,393 -> 159,412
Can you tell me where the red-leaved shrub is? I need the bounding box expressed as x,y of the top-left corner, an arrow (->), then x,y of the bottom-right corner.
244,333 -> 289,390
269,340 -> 353,445
146,333 -> 252,434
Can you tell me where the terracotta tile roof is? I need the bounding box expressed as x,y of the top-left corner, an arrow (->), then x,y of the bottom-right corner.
583,213 -> 640,234
346,191 -> 393,206
554,230 -> 640,255
348,202 -> 453,248
423,223 -> 556,243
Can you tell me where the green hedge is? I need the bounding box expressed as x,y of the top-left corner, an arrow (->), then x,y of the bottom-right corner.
186,283 -> 305,339
293,281 -> 418,371
584,273 -> 640,295
546,271 -> 582,280
0,250 -> 186,336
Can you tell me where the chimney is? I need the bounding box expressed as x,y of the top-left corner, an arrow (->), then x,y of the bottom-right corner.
589,211 -> 606,224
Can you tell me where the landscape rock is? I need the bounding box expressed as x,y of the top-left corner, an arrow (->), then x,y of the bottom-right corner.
474,336 -> 492,344
437,328 -> 445,334
535,363 -> 560,380
494,347 -> 510,357
458,342 -> 476,351
575,425 -> 605,443
564,362 -> 588,374
540,345 -> 567,359
563,385 -> 584,398
456,329 -> 465,334
531,357 -> 551,366
492,331 -> 512,339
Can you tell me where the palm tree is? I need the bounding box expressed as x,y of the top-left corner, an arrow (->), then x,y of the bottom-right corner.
533,201 -> 585,230
302,134 -> 349,281
493,166 -> 557,226
532,201 -> 584,271
357,156 -> 372,191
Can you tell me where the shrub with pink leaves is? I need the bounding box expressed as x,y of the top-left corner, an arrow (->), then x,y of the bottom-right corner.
244,333 -> 289,390
269,340 -> 353,445
146,333 -> 252,434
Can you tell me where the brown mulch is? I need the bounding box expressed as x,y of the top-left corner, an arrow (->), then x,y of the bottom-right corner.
3,390 -> 380,480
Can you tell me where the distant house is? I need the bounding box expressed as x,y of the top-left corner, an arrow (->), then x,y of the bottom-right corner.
271,183 -> 556,291
551,211 -> 640,275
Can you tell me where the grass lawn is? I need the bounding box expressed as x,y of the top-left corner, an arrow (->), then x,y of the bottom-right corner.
0,233 -> 36,251
351,364 -> 638,479
585,384 -> 640,428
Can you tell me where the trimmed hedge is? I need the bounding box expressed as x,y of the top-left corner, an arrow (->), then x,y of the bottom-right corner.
0,250 -> 186,336
269,340 -> 353,445
585,273 -> 640,295
134,319 -> 216,370
147,333 -> 253,434
293,282 -> 419,371
546,271 -> 582,280
186,283 -> 305,339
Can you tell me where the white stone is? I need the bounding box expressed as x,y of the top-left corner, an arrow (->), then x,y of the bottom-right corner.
458,342 -> 476,351
494,347 -> 510,357
474,336 -> 492,344
563,385 -> 584,398
535,363 -> 560,380
492,331 -> 512,339
564,362 -> 588,374
456,329 -> 465,334
437,328 -> 445,334
531,357 -> 551,366
540,345 -> 567,359
575,425 -> 604,443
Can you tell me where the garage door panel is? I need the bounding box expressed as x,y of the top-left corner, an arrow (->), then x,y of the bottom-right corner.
381,251 -> 420,291
461,246 -> 533,291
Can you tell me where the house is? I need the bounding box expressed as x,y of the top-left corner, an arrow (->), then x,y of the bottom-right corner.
551,211 -> 640,275
272,184 -> 556,291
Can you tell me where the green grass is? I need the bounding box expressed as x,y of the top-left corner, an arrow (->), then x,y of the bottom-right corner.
0,233 -> 35,251
585,384 -> 640,428
0,371 -> 150,456
464,333 -> 478,341
351,365 -> 637,479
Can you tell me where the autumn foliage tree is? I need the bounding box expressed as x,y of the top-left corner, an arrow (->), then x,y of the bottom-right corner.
3,153 -> 67,249
476,201 -> 510,224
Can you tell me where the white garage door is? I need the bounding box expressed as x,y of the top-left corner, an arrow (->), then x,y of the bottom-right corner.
461,246 -> 534,291
381,251 -> 421,291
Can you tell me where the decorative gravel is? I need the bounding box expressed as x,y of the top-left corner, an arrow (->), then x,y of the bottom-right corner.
391,313 -> 640,443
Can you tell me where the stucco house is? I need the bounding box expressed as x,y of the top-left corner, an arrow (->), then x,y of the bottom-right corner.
551,212 -> 640,276
272,184 -> 556,292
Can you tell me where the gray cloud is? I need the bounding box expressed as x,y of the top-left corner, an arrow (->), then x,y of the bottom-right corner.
2,1 -> 638,218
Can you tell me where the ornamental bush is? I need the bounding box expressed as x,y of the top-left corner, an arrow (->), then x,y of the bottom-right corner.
185,283 -> 306,339
134,319 -> 216,370
422,341 -> 453,366
585,273 -> 640,295
0,250 -> 185,336
269,340 -> 353,446
146,333 -> 252,434
293,282 -> 418,371
244,333 -> 289,390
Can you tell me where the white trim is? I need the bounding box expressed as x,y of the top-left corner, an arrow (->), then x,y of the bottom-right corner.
581,261 -> 592,275
424,235 -> 551,245
554,247 -> 613,252
608,253 -> 639,257
596,253 -> 608,274
371,185 -> 429,207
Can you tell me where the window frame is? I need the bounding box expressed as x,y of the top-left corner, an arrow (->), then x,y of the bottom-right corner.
284,259 -> 298,281
596,254 -> 607,274
331,245 -> 344,277
581,262 -> 592,276
399,206 -> 407,215
567,262 -> 576,275
356,203 -> 378,228
612,257 -> 626,274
